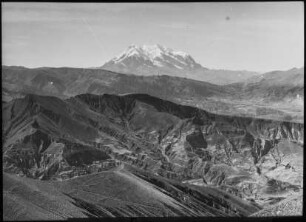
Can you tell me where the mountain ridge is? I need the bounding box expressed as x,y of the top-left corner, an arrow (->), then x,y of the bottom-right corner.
2,65 -> 303,122
227,67 -> 304,102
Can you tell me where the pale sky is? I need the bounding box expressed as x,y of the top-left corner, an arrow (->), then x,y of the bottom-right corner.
2,2 -> 304,72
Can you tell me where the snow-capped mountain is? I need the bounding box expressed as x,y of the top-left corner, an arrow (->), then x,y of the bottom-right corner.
102,44 -> 203,73
101,44 -> 259,85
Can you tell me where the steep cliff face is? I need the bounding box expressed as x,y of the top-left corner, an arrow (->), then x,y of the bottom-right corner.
3,93 -> 303,206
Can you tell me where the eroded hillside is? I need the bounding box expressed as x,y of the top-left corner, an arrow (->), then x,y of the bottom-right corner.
2,93 -> 304,218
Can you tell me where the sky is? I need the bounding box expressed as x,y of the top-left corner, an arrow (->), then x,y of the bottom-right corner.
2,2 -> 304,72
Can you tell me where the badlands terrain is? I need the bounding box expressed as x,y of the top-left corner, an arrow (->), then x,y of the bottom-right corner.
2,90 -> 303,219
2,45 -> 304,220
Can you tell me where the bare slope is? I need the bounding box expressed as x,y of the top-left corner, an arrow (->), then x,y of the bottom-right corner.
3,162 -> 261,220
3,93 -> 303,217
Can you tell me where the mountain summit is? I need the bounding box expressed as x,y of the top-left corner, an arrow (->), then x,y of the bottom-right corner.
102,44 -> 203,75
101,44 -> 258,85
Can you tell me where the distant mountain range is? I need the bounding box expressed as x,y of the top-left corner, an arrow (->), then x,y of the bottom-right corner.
228,67 -> 304,101
2,66 -> 227,100
101,44 -> 259,85
238,67 -> 304,86
2,65 -> 304,122
3,65 -> 303,100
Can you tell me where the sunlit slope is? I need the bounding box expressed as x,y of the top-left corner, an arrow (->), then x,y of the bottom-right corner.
3,163 -> 261,220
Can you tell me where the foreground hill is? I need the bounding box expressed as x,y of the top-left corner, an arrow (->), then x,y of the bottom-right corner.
3,163 -> 261,220
3,93 -> 303,218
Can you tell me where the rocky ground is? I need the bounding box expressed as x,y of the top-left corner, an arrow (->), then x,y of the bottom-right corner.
251,191 -> 303,216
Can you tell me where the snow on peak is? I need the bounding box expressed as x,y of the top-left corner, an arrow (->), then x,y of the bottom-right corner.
112,44 -> 193,65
